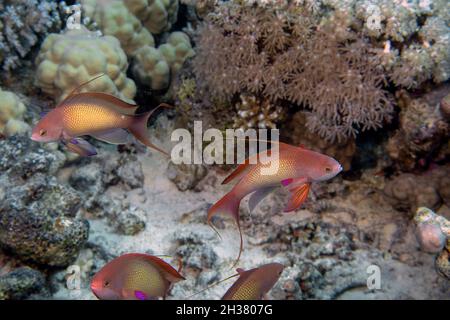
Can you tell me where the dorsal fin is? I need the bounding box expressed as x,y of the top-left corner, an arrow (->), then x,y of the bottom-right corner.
58,73 -> 108,106
64,92 -> 139,116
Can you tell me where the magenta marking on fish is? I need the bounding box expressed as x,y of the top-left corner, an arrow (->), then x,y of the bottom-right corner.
281,178 -> 293,186
134,290 -> 147,300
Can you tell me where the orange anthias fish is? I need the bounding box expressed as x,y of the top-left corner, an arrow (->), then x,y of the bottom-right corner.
222,263 -> 284,300
31,74 -> 170,156
90,253 -> 185,300
207,142 -> 343,264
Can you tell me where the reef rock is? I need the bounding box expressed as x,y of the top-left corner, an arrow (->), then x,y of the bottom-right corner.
0,136 -> 89,267
0,267 -> 47,300
166,161 -> 208,191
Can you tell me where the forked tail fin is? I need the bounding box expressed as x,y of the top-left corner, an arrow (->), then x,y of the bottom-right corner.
185,272 -> 240,299
207,192 -> 243,268
128,103 -> 172,156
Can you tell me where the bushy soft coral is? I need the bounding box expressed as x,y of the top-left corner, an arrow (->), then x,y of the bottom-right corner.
193,1 -> 394,142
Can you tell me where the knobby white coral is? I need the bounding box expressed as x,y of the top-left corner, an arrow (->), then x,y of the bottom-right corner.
35,27 -> 136,102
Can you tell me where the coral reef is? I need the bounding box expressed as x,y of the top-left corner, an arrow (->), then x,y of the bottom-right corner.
318,0 -> 450,89
124,0 -> 179,35
0,267 -> 47,300
0,136 -> 89,267
132,31 -> 194,90
80,0 -> 155,56
387,90 -> 449,171
414,207 -> 450,279
133,46 -> 171,90
285,112 -> 356,171
193,1 -> 394,142
166,161 -> 208,191
383,165 -> 450,212
35,27 -> 136,102
0,0 -> 63,73
69,152 -> 147,235
0,87 -> 30,136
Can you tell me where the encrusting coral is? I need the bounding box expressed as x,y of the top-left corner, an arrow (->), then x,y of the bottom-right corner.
0,88 -> 30,137
193,1 -> 394,142
35,27 -> 136,102
123,0 -> 179,35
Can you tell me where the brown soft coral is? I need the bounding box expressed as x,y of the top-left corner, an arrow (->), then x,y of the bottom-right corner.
193,2 -> 394,143
387,90 -> 449,171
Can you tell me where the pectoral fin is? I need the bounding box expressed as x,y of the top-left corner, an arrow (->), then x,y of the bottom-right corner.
62,137 -> 97,157
283,182 -> 311,212
222,161 -> 251,185
90,129 -> 130,145
248,187 -> 276,212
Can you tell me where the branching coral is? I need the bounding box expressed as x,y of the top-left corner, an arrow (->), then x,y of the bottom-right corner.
193,1 -> 394,142
35,27 -> 136,102
233,94 -> 284,130
0,0 -> 64,73
285,112 -> 356,171
383,165 -> 450,212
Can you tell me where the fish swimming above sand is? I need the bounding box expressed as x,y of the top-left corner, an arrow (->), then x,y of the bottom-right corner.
207,142 -> 343,265
222,263 -> 284,300
31,74 -> 170,156
91,253 -> 185,300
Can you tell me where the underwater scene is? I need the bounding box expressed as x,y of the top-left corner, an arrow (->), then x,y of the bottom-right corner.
0,0 -> 449,301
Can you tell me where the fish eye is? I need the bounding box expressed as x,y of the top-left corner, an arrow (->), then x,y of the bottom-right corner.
325,167 -> 332,173
104,281 -> 110,287
39,129 -> 47,136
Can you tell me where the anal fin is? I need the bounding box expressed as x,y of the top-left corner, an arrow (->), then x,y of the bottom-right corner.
90,128 -> 130,145
248,187 -> 276,212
